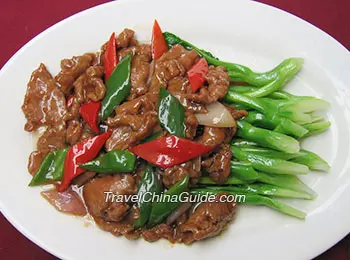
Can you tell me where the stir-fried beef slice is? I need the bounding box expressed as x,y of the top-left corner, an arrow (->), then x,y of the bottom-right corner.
184,111 -> 199,140
177,193 -> 236,244
27,124 -> 67,174
22,64 -> 67,132
37,125 -> 67,153
149,45 -> 199,93
116,29 -> 137,48
167,76 -> 207,113
187,65 -> 230,104
27,151 -> 44,175
128,45 -> 152,100
74,65 -> 106,103
202,144 -> 232,183
95,205 -> 141,238
83,174 -> 137,224
105,93 -> 158,151
55,53 -> 95,95
142,224 -> 176,243
66,119 -> 83,145
226,105 -> 249,120
161,157 -> 201,188
117,44 -> 153,100
197,126 -> 235,147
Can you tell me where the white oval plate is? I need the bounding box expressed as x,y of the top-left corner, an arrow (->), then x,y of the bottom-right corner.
0,0 -> 349,259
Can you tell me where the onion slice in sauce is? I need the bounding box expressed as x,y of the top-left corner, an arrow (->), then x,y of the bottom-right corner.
41,188 -> 87,216
195,102 -> 236,127
166,202 -> 192,225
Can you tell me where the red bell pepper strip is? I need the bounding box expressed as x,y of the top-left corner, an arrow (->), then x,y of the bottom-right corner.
79,100 -> 101,133
58,132 -> 111,191
152,20 -> 168,60
187,58 -> 209,92
104,32 -> 118,81
129,135 -> 213,168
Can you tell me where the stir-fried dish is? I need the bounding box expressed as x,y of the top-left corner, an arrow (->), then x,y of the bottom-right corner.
21,21 -> 331,244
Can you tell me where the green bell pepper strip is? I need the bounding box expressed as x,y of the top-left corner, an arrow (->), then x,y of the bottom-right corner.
29,148 -> 67,186
202,184 -> 313,200
163,32 -> 303,87
148,174 -> 189,226
231,146 -> 308,175
158,88 -> 186,137
236,121 -> 300,154
134,165 -> 162,228
80,150 -> 136,173
190,189 -> 306,219
101,53 -> 132,121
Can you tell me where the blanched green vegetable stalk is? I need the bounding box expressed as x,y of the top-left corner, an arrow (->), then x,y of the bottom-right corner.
261,97 -> 329,125
244,111 -> 309,138
224,90 -> 309,138
238,146 -> 301,160
303,121 -> 331,137
236,121 -> 301,153
198,171 -> 316,199
231,146 -> 309,175
231,141 -> 329,172
230,161 -> 259,181
198,176 -> 248,185
291,149 -> 330,171
244,59 -> 303,98
191,189 -> 306,219
257,172 -> 316,198
163,32 -> 303,87
202,184 -> 313,199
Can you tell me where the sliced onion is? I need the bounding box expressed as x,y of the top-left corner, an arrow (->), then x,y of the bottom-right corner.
41,188 -> 87,216
195,102 -> 236,127
166,202 -> 192,225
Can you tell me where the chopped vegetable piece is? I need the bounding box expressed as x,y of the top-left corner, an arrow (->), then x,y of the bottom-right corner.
79,100 -> 101,133
130,135 -> 213,168
101,53 -> 132,121
195,102 -> 236,128
29,148 -> 67,186
134,165 -> 162,228
158,88 -> 186,137
58,132 -> 111,191
148,175 -> 189,226
104,32 -> 118,81
41,188 -> 87,216
187,58 -> 208,92
152,20 -> 168,60
80,150 -> 136,173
